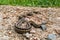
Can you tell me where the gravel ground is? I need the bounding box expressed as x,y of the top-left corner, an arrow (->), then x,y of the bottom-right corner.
0,5 -> 60,40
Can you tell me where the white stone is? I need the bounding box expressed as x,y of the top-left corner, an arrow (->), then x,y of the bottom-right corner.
25,17 -> 30,21
30,29 -> 36,34
30,37 -> 40,40
24,33 -> 32,38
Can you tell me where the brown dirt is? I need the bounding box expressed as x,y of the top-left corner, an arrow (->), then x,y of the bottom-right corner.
0,5 -> 60,40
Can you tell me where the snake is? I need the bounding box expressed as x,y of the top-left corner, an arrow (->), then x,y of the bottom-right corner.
15,11 -> 48,33
15,17 -> 32,34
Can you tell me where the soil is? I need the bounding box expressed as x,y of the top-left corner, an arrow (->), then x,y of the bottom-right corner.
0,5 -> 60,40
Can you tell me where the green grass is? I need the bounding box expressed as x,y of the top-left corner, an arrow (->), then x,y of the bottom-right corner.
0,0 -> 60,7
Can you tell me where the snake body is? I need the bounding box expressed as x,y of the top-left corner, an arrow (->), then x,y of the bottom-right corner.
15,18 -> 32,34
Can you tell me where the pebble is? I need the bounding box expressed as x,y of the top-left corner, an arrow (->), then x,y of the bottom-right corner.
40,24 -> 46,31
47,34 -> 56,40
25,17 -> 30,21
23,33 -> 33,38
8,31 -> 12,35
30,37 -> 40,40
30,29 -> 36,34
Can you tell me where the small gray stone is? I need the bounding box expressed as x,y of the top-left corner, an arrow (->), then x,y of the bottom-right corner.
47,34 -> 56,40
40,24 -> 46,31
